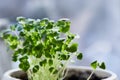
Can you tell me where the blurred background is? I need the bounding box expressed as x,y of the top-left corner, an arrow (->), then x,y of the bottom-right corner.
0,0 -> 120,79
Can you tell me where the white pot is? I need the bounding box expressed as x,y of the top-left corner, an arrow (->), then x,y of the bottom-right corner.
2,66 -> 117,80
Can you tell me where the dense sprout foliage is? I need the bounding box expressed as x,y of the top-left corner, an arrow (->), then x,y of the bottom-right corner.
1,17 -> 105,80
1,17 -> 83,80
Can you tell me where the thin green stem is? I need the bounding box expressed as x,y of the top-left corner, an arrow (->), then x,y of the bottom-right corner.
87,70 -> 95,80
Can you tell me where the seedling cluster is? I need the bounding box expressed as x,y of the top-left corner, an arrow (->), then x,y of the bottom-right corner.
1,17 -> 105,80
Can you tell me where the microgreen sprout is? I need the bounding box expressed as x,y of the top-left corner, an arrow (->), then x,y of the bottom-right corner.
1,17 -> 83,80
1,17 -> 105,80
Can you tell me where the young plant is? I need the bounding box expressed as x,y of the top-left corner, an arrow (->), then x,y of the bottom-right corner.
1,17 -> 83,80
87,61 -> 106,80
1,17 -> 106,80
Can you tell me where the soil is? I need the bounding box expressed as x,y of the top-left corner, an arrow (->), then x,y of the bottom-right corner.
63,69 -> 107,80
10,69 -> 107,80
10,71 -> 28,80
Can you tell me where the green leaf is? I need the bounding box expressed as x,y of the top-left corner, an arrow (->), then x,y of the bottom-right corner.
60,26 -> 70,33
67,33 -> 75,40
19,31 -> 25,36
12,50 -> 22,62
46,21 -> 54,29
19,61 -> 30,71
66,43 -> 78,53
34,43 -> 43,50
35,52 -> 42,58
53,69 -> 58,74
17,25 -> 23,31
12,55 -> 18,62
60,63 -> 64,67
45,52 -> 52,58
57,20 -> 70,33
10,44 -> 18,49
56,20 -> 65,26
23,24 -> 31,31
99,62 -> 106,69
91,61 -> 98,69
2,34 -> 11,39
60,54 -> 70,60
19,56 -> 28,62
40,18 -> 49,27
39,59 -> 47,66
32,65 -> 39,73
77,53 -> 83,60
48,59 -> 53,66
49,67 -> 54,72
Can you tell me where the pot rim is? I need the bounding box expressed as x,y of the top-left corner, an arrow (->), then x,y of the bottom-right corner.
2,66 -> 117,80
2,69 -> 21,80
